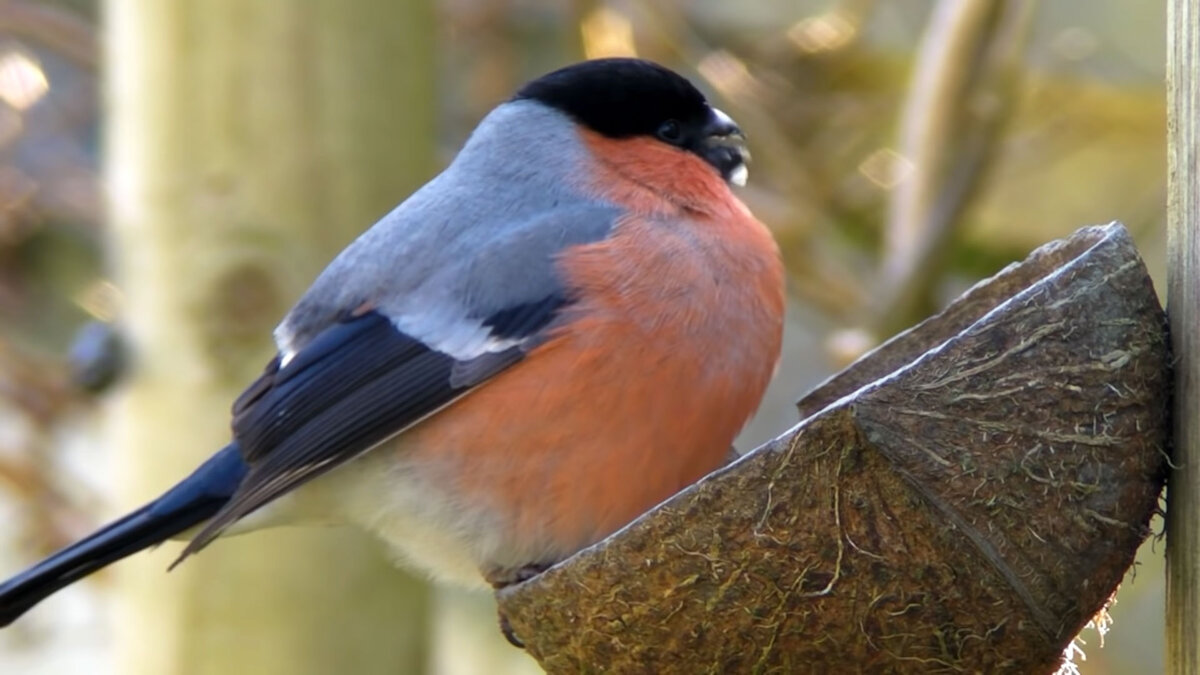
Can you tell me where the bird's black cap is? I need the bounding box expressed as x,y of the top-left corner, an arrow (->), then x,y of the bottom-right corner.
513,58 -> 712,140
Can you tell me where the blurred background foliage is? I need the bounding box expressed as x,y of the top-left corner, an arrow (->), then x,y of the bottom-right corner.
0,0 -> 1167,673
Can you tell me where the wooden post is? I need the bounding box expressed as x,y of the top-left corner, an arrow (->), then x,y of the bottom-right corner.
1167,0 -> 1200,673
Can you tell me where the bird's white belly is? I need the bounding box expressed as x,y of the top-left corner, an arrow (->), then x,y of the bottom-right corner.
293,446 -> 509,588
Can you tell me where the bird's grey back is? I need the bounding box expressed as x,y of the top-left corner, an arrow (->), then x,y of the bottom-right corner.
276,100 -> 619,359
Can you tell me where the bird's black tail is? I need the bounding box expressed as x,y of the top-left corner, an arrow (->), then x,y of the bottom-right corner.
0,443 -> 247,627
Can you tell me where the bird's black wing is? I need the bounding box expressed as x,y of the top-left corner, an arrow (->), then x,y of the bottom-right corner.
178,302 -> 563,561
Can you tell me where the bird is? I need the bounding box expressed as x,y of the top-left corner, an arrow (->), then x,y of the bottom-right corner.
0,58 -> 785,633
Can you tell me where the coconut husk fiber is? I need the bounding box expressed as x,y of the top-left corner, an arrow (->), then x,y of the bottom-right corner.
496,223 -> 1169,674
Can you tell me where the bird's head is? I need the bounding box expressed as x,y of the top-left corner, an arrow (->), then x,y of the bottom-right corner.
513,58 -> 750,187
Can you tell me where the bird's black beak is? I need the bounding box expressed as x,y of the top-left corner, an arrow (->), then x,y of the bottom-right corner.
700,107 -> 749,186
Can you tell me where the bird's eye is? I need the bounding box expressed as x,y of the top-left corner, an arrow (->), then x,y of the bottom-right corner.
656,119 -> 683,144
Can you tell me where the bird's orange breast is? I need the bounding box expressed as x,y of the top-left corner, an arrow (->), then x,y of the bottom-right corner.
401,131 -> 785,569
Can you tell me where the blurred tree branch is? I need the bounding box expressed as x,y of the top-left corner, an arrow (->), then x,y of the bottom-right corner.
0,1 -> 95,68
876,0 -> 1035,337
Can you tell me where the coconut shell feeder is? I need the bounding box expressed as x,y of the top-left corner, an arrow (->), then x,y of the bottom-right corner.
496,223 -> 1170,674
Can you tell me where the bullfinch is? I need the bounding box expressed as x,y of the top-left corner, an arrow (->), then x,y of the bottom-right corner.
0,58 -> 785,628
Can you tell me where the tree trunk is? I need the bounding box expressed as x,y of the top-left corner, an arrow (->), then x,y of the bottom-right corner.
104,1 -> 434,673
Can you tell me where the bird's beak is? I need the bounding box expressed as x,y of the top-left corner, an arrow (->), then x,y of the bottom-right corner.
700,107 -> 750,187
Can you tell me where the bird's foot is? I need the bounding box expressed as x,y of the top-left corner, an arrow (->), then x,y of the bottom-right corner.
498,612 -> 525,648
487,562 -> 553,649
